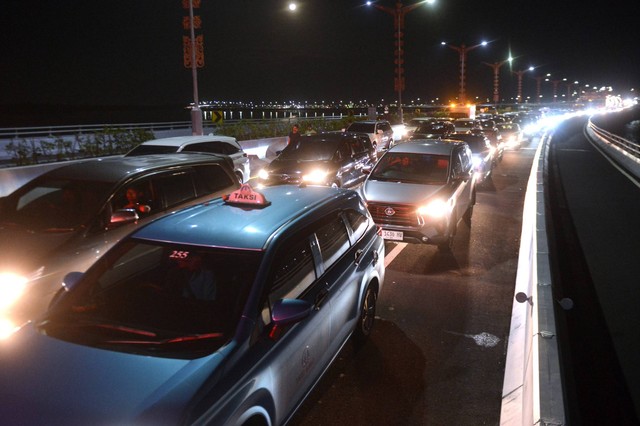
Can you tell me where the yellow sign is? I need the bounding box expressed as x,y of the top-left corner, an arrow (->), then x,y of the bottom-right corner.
211,110 -> 223,124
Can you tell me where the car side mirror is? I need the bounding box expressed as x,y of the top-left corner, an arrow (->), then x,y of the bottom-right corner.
272,299 -> 312,327
108,209 -> 139,229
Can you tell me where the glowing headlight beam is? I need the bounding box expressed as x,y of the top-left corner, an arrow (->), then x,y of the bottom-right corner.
0,273 -> 28,312
302,170 -> 329,184
417,199 -> 449,218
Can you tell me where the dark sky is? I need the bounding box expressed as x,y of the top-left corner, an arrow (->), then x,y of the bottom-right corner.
2,0 -> 638,108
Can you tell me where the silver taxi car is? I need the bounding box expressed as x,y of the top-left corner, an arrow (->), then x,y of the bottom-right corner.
0,184 -> 385,425
360,140 -> 476,251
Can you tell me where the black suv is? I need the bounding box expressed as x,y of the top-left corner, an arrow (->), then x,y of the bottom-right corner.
410,121 -> 455,139
257,132 -> 375,188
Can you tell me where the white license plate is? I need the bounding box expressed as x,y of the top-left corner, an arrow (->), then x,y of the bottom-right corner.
381,229 -> 403,241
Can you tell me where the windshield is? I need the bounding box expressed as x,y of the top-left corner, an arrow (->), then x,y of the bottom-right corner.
126,145 -> 178,156
41,240 -> 261,359
1,178 -> 111,232
346,123 -> 375,133
370,152 -> 449,184
278,139 -> 338,161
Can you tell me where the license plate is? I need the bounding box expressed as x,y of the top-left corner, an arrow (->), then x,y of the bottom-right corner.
381,229 -> 403,241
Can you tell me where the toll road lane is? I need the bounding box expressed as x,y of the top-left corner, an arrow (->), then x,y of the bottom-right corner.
289,140 -> 539,425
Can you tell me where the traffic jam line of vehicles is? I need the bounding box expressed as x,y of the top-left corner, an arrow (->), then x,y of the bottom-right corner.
0,109 -> 546,424
0,183 -> 385,425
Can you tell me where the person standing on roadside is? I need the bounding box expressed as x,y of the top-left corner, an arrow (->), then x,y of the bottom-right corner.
288,124 -> 301,145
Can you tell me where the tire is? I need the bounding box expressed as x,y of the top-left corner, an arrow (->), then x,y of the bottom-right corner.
463,191 -> 476,226
437,217 -> 457,252
353,285 -> 378,347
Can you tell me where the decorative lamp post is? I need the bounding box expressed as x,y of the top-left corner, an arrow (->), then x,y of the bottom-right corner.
442,41 -> 488,104
369,0 -> 435,123
513,66 -> 534,103
531,75 -> 544,102
182,0 -> 204,135
483,58 -> 510,104
550,79 -> 562,102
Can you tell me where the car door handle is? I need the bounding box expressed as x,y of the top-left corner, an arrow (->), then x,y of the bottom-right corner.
354,249 -> 364,266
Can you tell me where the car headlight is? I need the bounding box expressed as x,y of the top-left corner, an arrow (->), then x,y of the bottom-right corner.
302,170 -> 329,184
0,273 -> 28,313
417,199 -> 449,218
471,155 -> 482,168
0,318 -> 19,340
257,169 -> 270,180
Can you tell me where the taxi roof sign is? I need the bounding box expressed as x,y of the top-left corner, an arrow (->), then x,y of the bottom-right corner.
224,184 -> 271,207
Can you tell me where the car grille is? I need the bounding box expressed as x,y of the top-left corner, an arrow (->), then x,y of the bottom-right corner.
270,173 -> 301,185
367,202 -> 421,227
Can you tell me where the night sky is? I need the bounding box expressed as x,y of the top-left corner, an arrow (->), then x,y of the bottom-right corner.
2,0 -> 638,109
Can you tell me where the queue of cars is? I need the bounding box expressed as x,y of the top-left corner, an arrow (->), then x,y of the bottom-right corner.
0,131 -> 388,425
0,109 -> 538,423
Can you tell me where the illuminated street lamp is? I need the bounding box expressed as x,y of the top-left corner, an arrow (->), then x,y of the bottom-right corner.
368,0 -> 436,123
441,40 -> 488,104
483,56 -> 511,104
513,66 -> 534,103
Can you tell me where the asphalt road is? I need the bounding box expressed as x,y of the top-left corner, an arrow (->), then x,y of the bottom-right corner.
289,139 -> 540,425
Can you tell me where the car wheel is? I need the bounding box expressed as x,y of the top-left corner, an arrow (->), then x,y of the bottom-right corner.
353,284 -> 378,347
437,218 -> 457,252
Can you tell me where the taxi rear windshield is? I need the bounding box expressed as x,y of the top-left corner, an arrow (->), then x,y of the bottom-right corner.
43,241 -> 261,359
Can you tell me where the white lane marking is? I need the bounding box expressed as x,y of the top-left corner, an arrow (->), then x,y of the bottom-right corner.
384,242 -> 407,267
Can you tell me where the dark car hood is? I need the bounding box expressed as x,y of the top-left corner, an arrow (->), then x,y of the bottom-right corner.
0,227 -> 77,274
268,158 -> 336,174
0,324 -> 227,425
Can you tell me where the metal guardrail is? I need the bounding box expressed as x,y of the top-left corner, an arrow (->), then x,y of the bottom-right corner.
0,116 -> 351,140
587,119 -> 640,158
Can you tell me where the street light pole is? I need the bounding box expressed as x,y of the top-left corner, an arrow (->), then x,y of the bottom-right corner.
370,1 -> 434,123
513,67 -> 534,103
482,59 -> 510,104
442,41 -> 487,104
188,0 -> 203,135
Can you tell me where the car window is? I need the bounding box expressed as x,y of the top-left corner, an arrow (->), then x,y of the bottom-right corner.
278,139 -> 339,161
182,141 -> 240,156
370,153 -> 450,184
192,165 -> 236,195
126,145 -> 177,156
269,237 -> 316,303
112,179 -> 155,216
344,207 -> 369,243
336,141 -> 352,161
44,241 -> 260,357
315,215 -> 350,268
2,178 -> 111,231
349,137 -> 366,155
151,171 -> 196,209
346,123 -> 375,133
